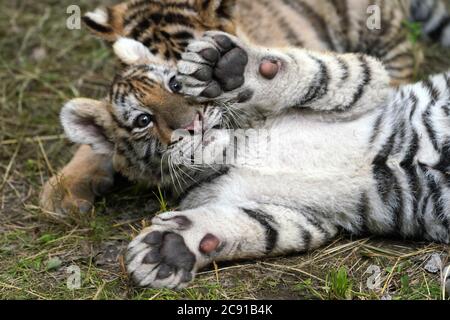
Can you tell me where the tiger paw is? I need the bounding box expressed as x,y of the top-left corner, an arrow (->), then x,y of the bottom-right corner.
178,32 -> 264,102
39,145 -> 115,215
177,31 -> 285,109
40,172 -> 114,215
126,211 -> 223,289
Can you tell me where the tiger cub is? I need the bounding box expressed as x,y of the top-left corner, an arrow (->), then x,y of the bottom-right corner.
41,0 -> 450,214
61,32 -> 450,288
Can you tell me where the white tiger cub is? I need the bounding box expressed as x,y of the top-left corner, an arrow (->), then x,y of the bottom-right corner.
120,32 -> 450,289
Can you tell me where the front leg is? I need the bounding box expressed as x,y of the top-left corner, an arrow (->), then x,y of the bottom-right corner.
40,145 -> 115,214
127,203 -> 338,289
178,31 -> 391,116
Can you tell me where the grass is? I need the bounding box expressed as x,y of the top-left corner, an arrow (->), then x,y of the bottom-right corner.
0,0 -> 450,300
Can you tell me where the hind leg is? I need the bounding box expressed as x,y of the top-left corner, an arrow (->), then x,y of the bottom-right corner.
40,145 -> 115,214
127,204 -> 338,289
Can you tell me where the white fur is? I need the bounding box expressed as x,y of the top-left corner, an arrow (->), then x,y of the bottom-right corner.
178,32 -> 391,119
113,37 -> 164,65
85,8 -> 109,25
127,32 -> 450,289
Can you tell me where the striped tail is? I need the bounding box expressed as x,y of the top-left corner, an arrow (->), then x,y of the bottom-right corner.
411,0 -> 450,47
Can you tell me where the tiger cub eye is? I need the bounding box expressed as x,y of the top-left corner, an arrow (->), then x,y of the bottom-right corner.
135,114 -> 153,128
169,76 -> 183,93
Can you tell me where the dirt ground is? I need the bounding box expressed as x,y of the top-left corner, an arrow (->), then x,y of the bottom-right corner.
1,0 -> 450,300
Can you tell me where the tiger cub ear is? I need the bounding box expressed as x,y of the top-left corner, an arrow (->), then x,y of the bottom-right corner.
82,3 -> 128,42
113,38 -> 166,65
60,98 -> 114,155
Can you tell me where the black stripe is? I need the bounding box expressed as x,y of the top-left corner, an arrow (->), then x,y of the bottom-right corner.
340,55 -> 371,111
125,7 -> 156,27
162,13 -> 194,27
419,194 -> 431,237
356,193 -> 370,235
335,56 -> 349,81
434,143 -> 450,174
111,112 -> 133,132
391,177 -> 404,235
131,16 -> 154,39
409,92 -> 419,120
443,105 -> 450,117
299,226 -> 312,250
142,35 -> 159,48
400,129 -> 420,168
202,0 -> 212,10
124,1 -> 195,26
82,16 -> 113,34
263,202 -> 331,239
242,208 -> 278,253
400,130 -> 422,237
216,0 -> 235,19
297,55 -> 329,106
423,79 -> 441,102
172,31 -> 194,40
372,118 -> 404,234
420,163 -> 449,229
444,73 -> 450,88
300,207 -> 332,239
128,0 -> 154,10
369,106 -> 387,145
372,163 -> 404,234
422,103 -> 440,151
166,2 -> 195,11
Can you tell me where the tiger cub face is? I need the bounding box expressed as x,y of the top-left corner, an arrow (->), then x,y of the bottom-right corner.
60,39 -> 223,185
61,0 -> 238,184
83,0 -> 237,62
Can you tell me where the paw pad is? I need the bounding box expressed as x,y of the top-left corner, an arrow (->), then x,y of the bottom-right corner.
259,59 -> 280,80
199,233 -> 221,254
128,231 -> 196,287
178,32 -> 249,99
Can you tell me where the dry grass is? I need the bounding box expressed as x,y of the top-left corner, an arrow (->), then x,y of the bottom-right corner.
1,0 -> 450,300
